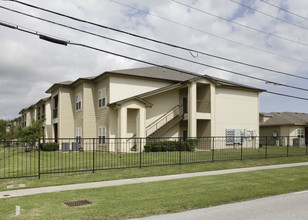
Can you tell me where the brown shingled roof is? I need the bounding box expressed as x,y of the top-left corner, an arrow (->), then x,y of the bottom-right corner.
260,112 -> 308,126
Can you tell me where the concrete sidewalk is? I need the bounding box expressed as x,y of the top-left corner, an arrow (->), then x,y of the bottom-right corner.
1,162 -> 307,199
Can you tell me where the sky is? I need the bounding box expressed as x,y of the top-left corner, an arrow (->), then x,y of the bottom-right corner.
0,0 -> 308,120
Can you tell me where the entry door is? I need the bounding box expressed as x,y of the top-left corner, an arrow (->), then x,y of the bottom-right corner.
183,130 -> 188,141
54,123 -> 58,143
183,97 -> 188,114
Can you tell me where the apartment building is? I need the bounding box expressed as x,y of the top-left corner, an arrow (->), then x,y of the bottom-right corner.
36,65 -> 263,151
17,97 -> 52,139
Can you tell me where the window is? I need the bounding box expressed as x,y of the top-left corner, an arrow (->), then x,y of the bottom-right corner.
76,93 -> 82,110
297,129 -> 304,138
98,126 -> 106,144
76,128 -> 82,144
37,107 -> 41,120
98,89 -> 106,108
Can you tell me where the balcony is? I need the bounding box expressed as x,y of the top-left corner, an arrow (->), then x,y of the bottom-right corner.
197,100 -> 211,113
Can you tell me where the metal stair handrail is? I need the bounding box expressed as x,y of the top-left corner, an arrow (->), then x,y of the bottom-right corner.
146,105 -> 183,136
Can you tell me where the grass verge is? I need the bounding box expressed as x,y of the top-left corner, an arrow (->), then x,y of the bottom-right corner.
1,165 -> 308,219
0,156 -> 308,191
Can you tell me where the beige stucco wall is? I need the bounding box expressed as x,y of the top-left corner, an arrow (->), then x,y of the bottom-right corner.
109,75 -> 172,103
83,82 -> 97,138
214,87 -> 259,136
74,83 -> 83,133
58,87 -> 74,138
145,89 -> 180,128
96,76 -> 110,138
160,124 -> 180,138
260,126 -> 280,137
44,99 -> 52,139
260,125 -> 305,137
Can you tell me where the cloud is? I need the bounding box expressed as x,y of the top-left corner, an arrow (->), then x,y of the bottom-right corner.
0,0 -> 308,120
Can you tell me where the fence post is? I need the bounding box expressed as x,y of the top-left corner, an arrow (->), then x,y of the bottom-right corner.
38,138 -> 41,179
265,137 -> 268,159
140,138 -> 142,168
92,138 -> 95,173
287,137 -> 289,157
212,137 -> 215,163
179,137 -> 182,165
240,138 -> 243,161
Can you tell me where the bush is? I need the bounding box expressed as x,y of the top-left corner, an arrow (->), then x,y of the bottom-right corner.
143,139 -> 198,152
151,144 -> 161,152
185,139 -> 198,151
24,147 -> 32,153
41,142 -> 59,151
144,145 -> 152,152
259,143 -> 263,148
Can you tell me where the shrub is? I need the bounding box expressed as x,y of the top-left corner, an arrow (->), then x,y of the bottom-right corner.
185,139 -> 198,151
41,142 -> 59,151
167,143 -> 177,151
144,145 -> 152,152
259,143 -> 263,148
143,139 -> 199,152
151,144 -> 161,152
160,144 -> 168,152
24,147 -> 32,153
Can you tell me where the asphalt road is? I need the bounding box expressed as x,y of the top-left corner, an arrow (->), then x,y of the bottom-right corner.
134,190 -> 308,220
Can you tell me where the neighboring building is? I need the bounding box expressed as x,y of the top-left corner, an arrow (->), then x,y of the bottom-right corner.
260,112 -> 308,146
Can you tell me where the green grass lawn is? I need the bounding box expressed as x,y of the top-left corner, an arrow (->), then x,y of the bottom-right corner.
1,144 -> 307,179
1,165 -> 308,219
0,155 -> 308,192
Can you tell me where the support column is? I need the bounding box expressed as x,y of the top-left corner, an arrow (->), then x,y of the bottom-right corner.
137,108 -> 146,152
188,82 -> 197,137
138,108 -> 146,138
118,106 -> 127,152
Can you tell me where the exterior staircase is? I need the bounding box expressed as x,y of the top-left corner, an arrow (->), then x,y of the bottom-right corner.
146,105 -> 183,138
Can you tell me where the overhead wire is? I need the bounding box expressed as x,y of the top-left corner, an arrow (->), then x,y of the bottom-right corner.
0,20 -> 308,101
1,5 -> 308,83
260,0 -> 308,21
229,0 -> 308,31
171,0 -> 308,46
3,0 -> 308,65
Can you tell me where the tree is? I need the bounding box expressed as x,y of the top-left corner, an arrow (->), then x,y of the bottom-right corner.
0,119 -> 8,140
16,119 -> 45,141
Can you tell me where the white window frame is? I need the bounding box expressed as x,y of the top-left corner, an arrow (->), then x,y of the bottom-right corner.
76,93 -> 82,111
76,127 -> 82,143
98,126 -> 106,144
297,128 -> 304,138
98,88 -> 106,108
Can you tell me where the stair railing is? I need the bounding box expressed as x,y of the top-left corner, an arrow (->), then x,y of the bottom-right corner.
146,105 -> 183,136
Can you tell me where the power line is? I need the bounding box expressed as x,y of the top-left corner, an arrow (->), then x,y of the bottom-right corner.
1,5 -> 308,82
260,0 -> 308,21
4,0 -> 308,65
171,0 -> 308,47
0,9 -> 307,93
230,0 -> 308,31
0,20 -> 308,101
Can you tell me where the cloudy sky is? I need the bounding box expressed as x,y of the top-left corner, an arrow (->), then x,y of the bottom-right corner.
0,0 -> 308,120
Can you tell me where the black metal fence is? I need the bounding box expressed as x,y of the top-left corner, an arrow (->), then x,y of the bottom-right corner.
0,136 -> 307,179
